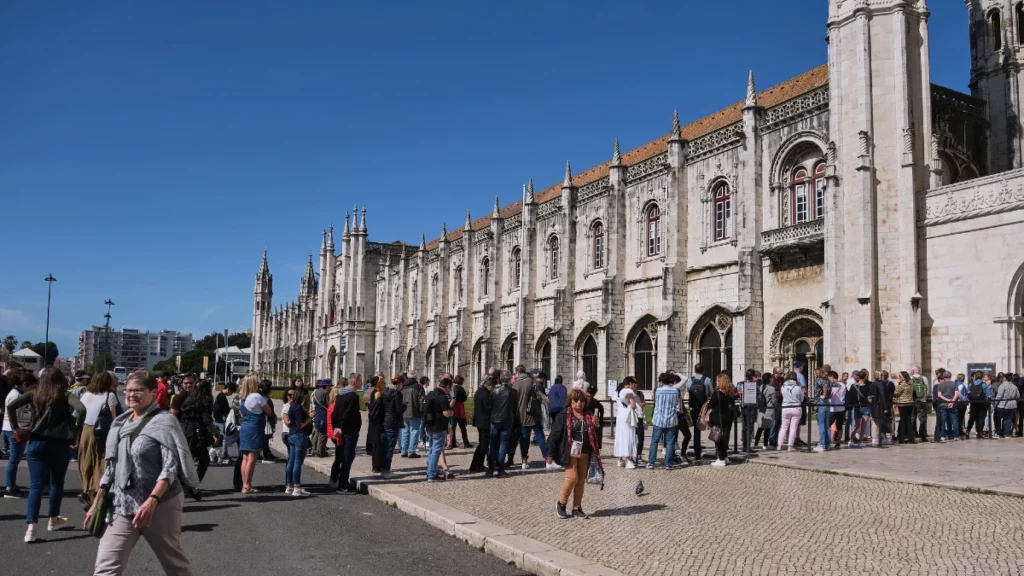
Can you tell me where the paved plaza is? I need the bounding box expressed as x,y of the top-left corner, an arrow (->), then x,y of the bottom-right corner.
289,410 -> 1024,576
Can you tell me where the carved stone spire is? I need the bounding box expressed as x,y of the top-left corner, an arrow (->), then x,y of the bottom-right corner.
563,161 -> 573,187
419,233 -> 426,251
745,70 -> 757,108
327,223 -> 334,250
442,221 -> 448,239
321,229 -> 327,253
343,211 -> 350,236
525,179 -> 534,203
669,108 -> 682,141
611,138 -> 622,166
258,249 -> 270,279
492,195 -> 500,218
465,209 -> 472,231
360,205 -> 367,232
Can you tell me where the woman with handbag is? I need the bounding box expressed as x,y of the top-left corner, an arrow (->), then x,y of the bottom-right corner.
548,389 -> 603,519
78,371 -> 121,509
6,367 -> 85,543
87,369 -> 199,575
613,378 -> 639,468
238,375 -> 273,494
707,373 -> 736,467
174,379 -> 220,497
282,387 -> 313,496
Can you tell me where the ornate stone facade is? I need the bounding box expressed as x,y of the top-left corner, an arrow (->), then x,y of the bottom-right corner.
252,1 -> 1024,391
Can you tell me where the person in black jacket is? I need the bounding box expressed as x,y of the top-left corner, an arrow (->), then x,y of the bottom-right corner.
470,376 -> 494,472
487,370 -> 516,478
377,376 -> 406,478
708,373 -> 736,467
213,382 -> 238,463
330,377 -> 362,493
548,389 -> 603,519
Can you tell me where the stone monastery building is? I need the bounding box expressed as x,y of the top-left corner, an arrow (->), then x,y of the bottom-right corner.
251,1 -> 1024,393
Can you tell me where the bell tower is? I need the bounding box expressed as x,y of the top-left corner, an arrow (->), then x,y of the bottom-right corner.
253,250 -> 273,372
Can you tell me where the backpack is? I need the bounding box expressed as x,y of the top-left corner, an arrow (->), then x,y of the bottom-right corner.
454,385 -> 468,404
688,376 -> 708,409
968,381 -> 985,402
756,384 -> 768,412
421,390 -> 437,426
912,376 -> 926,400
93,392 -> 117,443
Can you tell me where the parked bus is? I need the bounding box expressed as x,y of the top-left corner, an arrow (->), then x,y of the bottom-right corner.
113,366 -> 127,385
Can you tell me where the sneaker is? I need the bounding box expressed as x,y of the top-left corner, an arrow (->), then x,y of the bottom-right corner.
285,486 -> 294,495
556,502 -> 570,519
408,453 -> 421,459
290,488 -> 310,497
47,516 -> 68,532
426,475 -> 444,482
381,471 -> 394,479
5,488 -> 23,499
336,487 -> 357,495
496,470 -> 510,478
260,458 -> 275,464
545,462 -> 563,471
812,446 -> 827,453
400,453 -> 409,458
871,440 -> 881,447
445,471 -> 456,480
521,462 -> 529,471
625,460 -> 636,469
328,480 -> 339,490
664,465 -> 672,471
711,459 -> 727,467
572,507 -> 588,519
617,461 -> 625,468
485,471 -> 494,478
847,442 -> 857,448
646,463 -> 655,470
24,526 -> 36,543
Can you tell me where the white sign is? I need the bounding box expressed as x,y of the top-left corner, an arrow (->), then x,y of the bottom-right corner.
607,380 -> 618,400
742,381 -> 757,405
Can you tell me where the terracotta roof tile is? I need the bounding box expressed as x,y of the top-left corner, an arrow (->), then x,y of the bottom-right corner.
412,64 -> 828,256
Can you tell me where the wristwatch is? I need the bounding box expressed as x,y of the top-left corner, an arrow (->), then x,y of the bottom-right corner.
147,494 -> 160,504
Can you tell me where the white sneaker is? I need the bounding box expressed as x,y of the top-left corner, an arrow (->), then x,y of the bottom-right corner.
711,459 -> 727,467
812,446 -> 827,453
617,460 -> 626,468
625,460 -> 637,469
291,487 -> 310,497
545,462 -> 563,470
521,462 -> 529,471
847,442 -> 857,448
285,486 -> 294,495
47,516 -> 68,532
24,526 -> 36,543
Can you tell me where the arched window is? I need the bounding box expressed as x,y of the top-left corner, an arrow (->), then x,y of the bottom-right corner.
592,222 -> 605,269
1017,3 -> 1024,45
646,204 -> 661,256
581,335 -> 598,390
455,266 -> 463,302
698,327 -> 722,379
991,9 -> 1003,52
511,247 -> 522,288
633,330 -> 655,390
813,162 -> 826,219
549,236 -> 559,280
792,167 -> 810,224
713,182 -> 731,241
502,335 -> 517,373
431,274 -> 439,311
481,258 -> 490,296
411,280 -> 418,317
540,340 -> 552,377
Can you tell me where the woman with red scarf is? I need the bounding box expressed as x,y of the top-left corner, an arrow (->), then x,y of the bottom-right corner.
548,389 -> 603,520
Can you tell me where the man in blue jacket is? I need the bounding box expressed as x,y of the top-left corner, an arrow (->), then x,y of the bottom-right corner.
547,375 -> 567,428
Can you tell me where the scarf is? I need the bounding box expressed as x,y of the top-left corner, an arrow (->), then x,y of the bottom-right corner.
104,403 -> 200,492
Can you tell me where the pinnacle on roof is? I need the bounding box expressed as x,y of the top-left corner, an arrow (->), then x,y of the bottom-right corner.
669,108 -> 682,141
492,195 -> 500,218
611,138 -> 622,166
563,160 -> 573,187
419,233 -> 426,251
465,209 -> 472,230
258,249 -> 270,278
360,205 -> 367,232
525,179 -> 535,204
442,221 -> 448,239
343,211 -> 350,235
327,223 -> 334,249
321,229 -> 327,252
745,70 -> 757,107
302,254 -> 315,290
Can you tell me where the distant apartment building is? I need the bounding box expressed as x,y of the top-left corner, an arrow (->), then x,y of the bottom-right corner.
76,327 -> 194,370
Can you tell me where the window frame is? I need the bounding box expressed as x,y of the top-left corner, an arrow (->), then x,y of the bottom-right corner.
592,222 -> 605,270
646,204 -> 661,256
549,236 -> 559,280
792,167 -> 809,224
713,182 -> 732,241
813,162 -> 826,220
481,258 -> 490,297
511,247 -> 522,288
990,9 -> 1003,52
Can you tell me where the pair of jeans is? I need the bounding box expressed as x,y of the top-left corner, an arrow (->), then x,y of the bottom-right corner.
4,431 -> 25,491
487,422 -> 512,473
966,403 -> 988,436
285,433 -> 307,486
401,418 -> 422,455
939,404 -> 960,439
330,431 -> 358,488
769,404 -> 783,447
519,423 -> 548,462
450,418 -> 471,447
425,430 -> 447,479
380,428 -> 399,472
996,408 -> 1015,437
217,423 -> 239,460
25,440 -> 71,524
915,400 -> 929,440
648,426 -> 677,466
470,427 -> 491,471
741,406 -> 756,452
817,405 -> 832,449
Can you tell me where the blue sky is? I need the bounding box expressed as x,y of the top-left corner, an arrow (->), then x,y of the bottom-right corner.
0,1 -> 971,357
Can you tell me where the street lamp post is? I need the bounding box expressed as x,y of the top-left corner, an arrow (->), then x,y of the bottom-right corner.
43,274 -> 56,368
103,299 -> 115,371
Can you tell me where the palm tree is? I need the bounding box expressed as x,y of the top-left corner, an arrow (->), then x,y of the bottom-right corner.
2,335 -> 17,354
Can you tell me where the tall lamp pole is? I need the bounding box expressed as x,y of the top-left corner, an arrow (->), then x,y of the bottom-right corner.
103,299 -> 116,371
43,274 -> 56,368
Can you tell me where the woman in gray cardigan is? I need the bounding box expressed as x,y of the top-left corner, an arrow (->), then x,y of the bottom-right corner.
86,370 -> 199,576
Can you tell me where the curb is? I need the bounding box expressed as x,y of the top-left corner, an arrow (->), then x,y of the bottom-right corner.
270,440 -> 626,576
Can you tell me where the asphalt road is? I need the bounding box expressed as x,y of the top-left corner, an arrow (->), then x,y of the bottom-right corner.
0,457 -> 531,575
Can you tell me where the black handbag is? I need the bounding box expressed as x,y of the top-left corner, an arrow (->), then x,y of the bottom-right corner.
30,395 -> 77,443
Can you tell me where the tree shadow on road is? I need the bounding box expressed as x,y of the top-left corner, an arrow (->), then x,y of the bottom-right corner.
0,514 -> 26,522
182,523 -> 219,532
589,504 -> 667,517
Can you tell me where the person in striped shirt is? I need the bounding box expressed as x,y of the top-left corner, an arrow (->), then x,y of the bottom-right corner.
647,373 -> 680,470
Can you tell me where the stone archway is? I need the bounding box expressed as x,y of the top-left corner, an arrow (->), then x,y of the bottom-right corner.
769,309 -> 824,373
327,346 -> 337,384
689,306 -> 734,378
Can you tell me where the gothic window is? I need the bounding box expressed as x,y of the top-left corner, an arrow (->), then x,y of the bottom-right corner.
481,258 -> 490,296
511,247 -> 522,288
502,334 -> 517,373
549,236 -> 559,280
713,182 -> 731,241
813,162 -> 826,219
393,284 -> 400,322
412,279 -> 418,317
646,204 -> 661,256
632,329 -> 656,390
793,168 -> 810,224
540,340 -> 551,377
592,221 -> 605,269
455,266 -> 463,302
580,335 -> 598,390
1018,3 -> 1024,44
991,9 -> 1003,52
431,274 -> 439,311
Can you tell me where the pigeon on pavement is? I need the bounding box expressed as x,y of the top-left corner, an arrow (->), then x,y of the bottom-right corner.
635,480 -> 644,496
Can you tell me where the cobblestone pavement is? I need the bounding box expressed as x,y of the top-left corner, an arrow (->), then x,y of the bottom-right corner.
304,412 -> 1024,576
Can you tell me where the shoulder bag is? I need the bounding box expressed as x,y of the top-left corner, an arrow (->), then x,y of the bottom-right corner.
87,411 -> 157,539
624,396 -> 638,428
30,393 -> 78,443
697,397 -> 714,431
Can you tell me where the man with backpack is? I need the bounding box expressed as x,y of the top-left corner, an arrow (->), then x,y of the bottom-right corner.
965,371 -> 991,439
910,366 -> 930,442
687,364 -> 713,461
424,378 -> 455,481
487,370 -> 516,478
329,377 -> 361,493
310,379 -> 331,458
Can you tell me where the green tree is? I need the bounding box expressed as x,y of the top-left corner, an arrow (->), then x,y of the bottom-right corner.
179,349 -> 215,375
30,342 -> 59,366
228,332 -> 251,348
3,335 -> 17,354
90,353 -> 116,373
152,358 -> 177,374
19,340 -> 33,350
195,332 -> 220,353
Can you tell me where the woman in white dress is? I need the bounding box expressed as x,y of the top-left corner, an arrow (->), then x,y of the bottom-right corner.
613,378 -> 638,468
